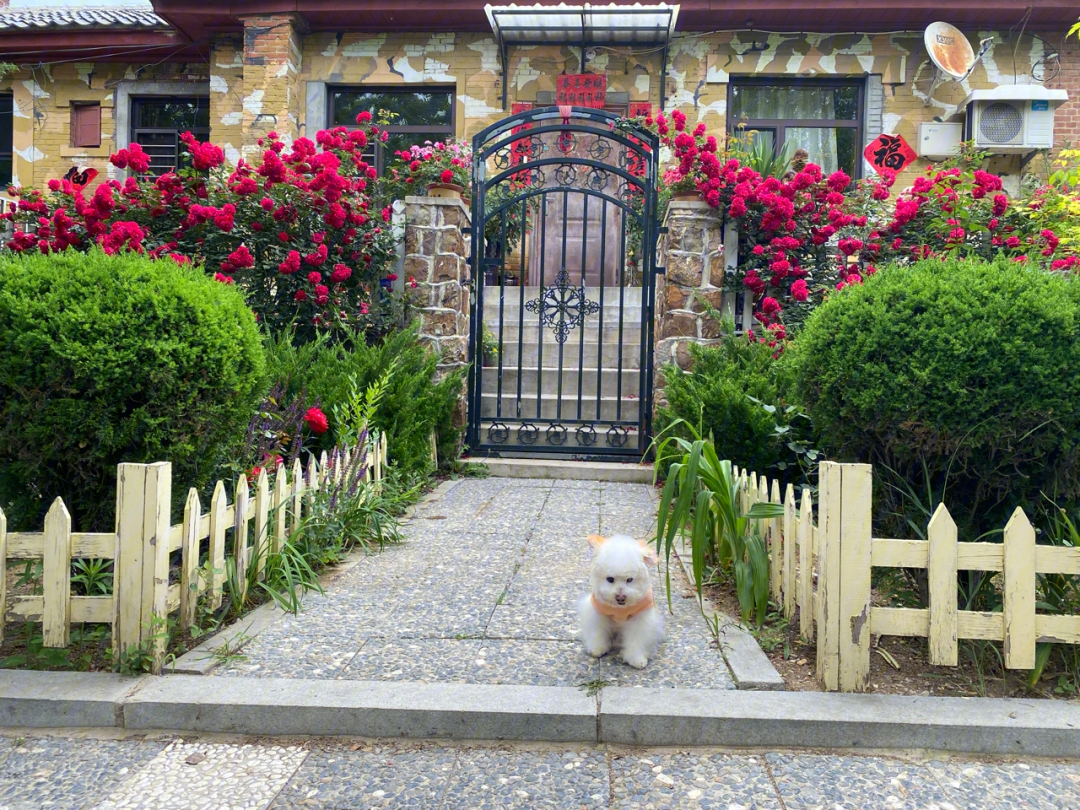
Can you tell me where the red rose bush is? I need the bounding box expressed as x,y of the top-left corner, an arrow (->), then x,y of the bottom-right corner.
5,111 -> 401,341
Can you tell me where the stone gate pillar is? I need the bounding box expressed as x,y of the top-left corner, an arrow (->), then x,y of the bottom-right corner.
653,200 -> 726,421
402,196 -> 471,431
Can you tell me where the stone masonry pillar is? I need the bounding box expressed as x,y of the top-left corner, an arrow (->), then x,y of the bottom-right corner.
239,13 -> 306,160
402,196 -> 471,430
653,200 -> 726,421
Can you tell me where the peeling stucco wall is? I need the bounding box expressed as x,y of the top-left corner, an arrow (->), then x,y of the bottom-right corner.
6,26 -> 1075,192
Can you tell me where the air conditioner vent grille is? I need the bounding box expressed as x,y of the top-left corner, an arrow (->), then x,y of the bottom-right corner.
980,102 -> 1024,143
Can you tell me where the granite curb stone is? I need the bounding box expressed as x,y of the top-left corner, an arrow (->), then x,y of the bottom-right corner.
4,671 -> 1080,756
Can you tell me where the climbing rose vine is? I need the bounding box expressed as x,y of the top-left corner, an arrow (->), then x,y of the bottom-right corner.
4,110 -> 402,342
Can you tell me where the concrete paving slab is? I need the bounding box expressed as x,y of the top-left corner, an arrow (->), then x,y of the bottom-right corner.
124,677 -> 599,742
600,688 -> 1080,755
610,750 -> 781,809
0,670 -> 140,728
767,752 -> 947,809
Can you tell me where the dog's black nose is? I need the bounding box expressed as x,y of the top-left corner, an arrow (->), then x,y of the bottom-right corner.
615,595 -> 626,605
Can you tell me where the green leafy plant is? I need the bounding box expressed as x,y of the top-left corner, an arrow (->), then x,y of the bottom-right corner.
70,558 -> 113,596
110,615 -> 175,675
728,126 -> 795,179
653,419 -> 784,625
264,323 -> 463,475
655,317 -> 791,477
0,623 -> 72,670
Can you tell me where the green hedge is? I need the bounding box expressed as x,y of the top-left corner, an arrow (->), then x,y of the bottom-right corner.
0,248 -> 264,531
786,255 -> 1080,536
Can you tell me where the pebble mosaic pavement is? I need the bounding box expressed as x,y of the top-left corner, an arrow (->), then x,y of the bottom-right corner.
4,732 -> 1080,809
212,477 -> 736,689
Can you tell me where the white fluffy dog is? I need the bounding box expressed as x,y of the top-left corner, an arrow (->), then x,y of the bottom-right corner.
578,534 -> 664,669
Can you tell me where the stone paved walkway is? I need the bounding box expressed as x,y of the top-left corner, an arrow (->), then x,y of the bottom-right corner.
213,477 -> 735,690
5,731 -> 1080,809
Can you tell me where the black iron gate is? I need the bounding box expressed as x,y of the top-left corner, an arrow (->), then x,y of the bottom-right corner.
467,107 -> 659,458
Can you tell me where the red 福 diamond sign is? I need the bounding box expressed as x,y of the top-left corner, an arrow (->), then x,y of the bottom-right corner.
864,133 -> 917,175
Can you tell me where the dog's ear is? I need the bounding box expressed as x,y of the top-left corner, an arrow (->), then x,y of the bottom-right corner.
638,540 -> 659,566
587,534 -> 606,549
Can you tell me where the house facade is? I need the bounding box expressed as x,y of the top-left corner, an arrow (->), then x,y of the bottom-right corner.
4,0 -> 1078,459
3,0 -> 1078,193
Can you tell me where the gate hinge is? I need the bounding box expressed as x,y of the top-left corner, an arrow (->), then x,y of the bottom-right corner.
658,226 -> 669,235
655,266 -> 666,275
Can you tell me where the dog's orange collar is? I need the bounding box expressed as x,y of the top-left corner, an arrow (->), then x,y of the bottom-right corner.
591,588 -> 654,622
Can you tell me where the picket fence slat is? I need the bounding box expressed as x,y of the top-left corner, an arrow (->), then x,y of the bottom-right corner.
798,488 -> 814,641
179,488 -> 200,632
768,478 -> 781,604
273,468 -> 287,555
254,469 -> 270,583
208,480 -> 228,612
7,532 -> 117,560
1003,508 -> 1036,669
233,474 -> 250,603
782,483 -> 796,619
0,507 -> 5,644
42,498 -> 72,648
837,464 -> 872,693
927,503 -> 959,666
816,462 -> 842,691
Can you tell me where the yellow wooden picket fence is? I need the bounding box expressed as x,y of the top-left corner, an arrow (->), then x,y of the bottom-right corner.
0,434 -> 387,673
737,460 -> 1080,692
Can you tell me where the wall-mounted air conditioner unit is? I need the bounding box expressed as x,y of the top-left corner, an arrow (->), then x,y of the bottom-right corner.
959,86 -> 1069,154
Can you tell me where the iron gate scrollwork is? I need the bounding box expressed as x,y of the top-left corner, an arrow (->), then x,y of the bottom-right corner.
467,107 -> 659,458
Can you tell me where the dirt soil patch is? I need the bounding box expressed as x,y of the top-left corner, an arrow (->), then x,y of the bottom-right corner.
703,578 -> 1077,700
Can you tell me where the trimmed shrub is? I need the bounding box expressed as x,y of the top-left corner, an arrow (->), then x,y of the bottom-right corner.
0,249 -> 265,531
264,325 -> 462,478
655,330 -> 788,475
786,255 -> 1080,537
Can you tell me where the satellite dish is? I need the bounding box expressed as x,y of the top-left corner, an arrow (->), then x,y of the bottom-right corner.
921,22 -> 992,107
925,22 -> 976,79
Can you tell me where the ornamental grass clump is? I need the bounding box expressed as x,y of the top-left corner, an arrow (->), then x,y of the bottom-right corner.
0,248 -> 264,531
786,254 -> 1080,540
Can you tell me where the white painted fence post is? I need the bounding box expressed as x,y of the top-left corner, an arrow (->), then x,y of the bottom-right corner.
42,498 -> 72,648
1003,507 -> 1036,670
207,480 -> 227,611
0,506 -> 7,644
816,461 -> 841,690
178,488 -> 200,633
783,483 -> 796,619
798,487 -> 814,641
927,503 -> 958,666
837,463 -> 873,693
114,462 -> 171,671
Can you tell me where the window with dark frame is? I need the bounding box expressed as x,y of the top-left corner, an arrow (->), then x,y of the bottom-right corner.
328,87 -> 455,176
728,78 -> 864,180
0,94 -> 12,187
71,102 -> 102,149
130,96 -> 210,175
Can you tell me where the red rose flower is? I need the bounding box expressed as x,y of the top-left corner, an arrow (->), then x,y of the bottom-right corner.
304,407 -> 330,435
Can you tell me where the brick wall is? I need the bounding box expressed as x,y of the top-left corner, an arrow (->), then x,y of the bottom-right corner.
1048,44 -> 1080,150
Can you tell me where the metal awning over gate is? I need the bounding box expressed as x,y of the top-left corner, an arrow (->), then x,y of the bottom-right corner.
484,3 -> 680,109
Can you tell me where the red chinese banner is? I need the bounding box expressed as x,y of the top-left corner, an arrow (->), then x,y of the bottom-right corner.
864,133 -> 917,175
628,102 -> 651,118
509,102 -> 533,184
556,73 -> 607,108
